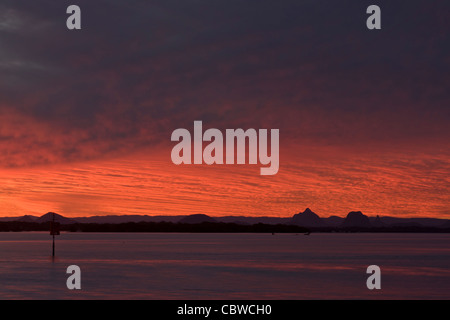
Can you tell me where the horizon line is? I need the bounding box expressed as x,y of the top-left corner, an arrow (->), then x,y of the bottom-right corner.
1,211 -> 449,221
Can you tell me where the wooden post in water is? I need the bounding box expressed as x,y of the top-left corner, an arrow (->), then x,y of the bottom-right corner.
49,212 -> 60,258
52,213 -> 55,257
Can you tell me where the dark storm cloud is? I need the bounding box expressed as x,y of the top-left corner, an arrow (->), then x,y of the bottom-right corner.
0,0 -> 449,166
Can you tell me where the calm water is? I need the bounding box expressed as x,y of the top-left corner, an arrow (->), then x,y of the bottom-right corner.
0,232 -> 449,299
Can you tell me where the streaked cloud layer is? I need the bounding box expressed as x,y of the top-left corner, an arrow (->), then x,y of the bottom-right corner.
0,147 -> 448,218
0,1 -> 448,217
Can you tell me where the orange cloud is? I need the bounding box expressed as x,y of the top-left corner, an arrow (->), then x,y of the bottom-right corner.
0,144 -> 448,219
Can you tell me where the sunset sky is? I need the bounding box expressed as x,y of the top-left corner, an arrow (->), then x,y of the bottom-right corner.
0,0 -> 448,218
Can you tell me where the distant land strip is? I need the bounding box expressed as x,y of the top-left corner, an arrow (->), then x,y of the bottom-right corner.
0,221 -> 313,233
0,221 -> 449,234
0,209 -> 449,233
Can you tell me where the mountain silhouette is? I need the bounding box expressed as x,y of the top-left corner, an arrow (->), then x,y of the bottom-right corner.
342,211 -> 372,228
17,215 -> 38,222
36,212 -> 78,225
1,211 -> 448,231
291,208 -> 327,227
178,214 -> 217,224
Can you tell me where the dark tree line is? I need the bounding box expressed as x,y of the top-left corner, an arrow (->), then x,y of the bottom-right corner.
0,221 -> 310,233
1,221 -> 448,233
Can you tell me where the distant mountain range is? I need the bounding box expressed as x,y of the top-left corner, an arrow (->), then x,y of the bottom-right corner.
1,209 -> 449,229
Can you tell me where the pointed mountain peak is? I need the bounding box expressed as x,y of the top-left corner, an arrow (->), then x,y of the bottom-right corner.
40,212 -> 62,219
292,208 -> 326,227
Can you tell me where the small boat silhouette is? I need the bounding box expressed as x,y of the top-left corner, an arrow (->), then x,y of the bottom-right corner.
304,231 -> 310,236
